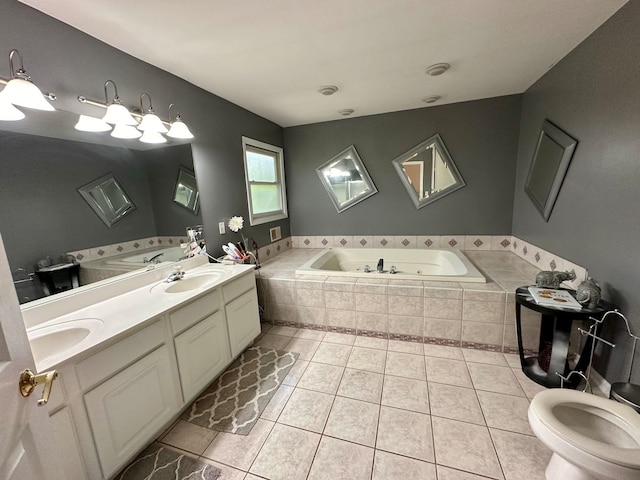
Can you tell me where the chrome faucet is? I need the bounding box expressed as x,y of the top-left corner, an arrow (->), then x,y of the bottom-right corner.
377,258 -> 384,273
144,252 -> 164,264
165,265 -> 185,283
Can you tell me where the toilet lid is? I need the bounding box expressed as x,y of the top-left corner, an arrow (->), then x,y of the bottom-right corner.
530,389 -> 640,468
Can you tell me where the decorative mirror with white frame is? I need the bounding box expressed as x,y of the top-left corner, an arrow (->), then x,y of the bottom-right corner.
316,145 -> 377,213
391,133 -> 465,209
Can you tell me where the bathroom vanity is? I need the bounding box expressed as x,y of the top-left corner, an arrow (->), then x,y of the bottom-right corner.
21,257 -> 261,479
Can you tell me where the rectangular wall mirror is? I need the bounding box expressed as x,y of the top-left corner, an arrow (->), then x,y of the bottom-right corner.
78,173 -> 136,228
391,133 -> 465,209
525,119 -> 578,221
173,166 -> 200,214
316,145 -> 377,213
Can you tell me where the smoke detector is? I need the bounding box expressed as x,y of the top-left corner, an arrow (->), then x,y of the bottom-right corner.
422,95 -> 441,104
425,63 -> 450,76
338,109 -> 354,116
318,85 -> 339,96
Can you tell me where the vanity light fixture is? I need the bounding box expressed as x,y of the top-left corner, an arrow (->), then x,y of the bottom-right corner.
0,49 -> 56,112
425,63 -> 450,76
422,95 -> 441,104
74,114 -> 112,132
137,93 -> 168,133
167,103 -> 194,139
76,82 -> 194,143
0,95 -> 25,121
139,130 -> 167,144
111,123 -> 142,139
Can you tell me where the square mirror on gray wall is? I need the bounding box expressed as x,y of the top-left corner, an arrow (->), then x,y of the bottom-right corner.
525,119 -> 578,221
173,166 -> 200,214
392,133 -> 465,209
78,173 -> 136,228
316,145 -> 378,213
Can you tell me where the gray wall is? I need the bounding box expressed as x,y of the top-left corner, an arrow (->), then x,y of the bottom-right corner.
0,0 -> 289,262
512,0 -> 640,382
284,95 -> 521,235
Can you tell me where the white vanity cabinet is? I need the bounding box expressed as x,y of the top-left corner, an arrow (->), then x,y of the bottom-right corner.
170,289 -> 231,402
222,272 -> 261,357
32,265 -> 261,480
79,320 -> 182,479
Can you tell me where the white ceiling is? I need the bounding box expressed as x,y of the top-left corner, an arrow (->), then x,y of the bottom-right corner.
21,0 -> 626,127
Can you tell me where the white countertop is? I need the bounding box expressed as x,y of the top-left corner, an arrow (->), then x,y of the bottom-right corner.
22,258 -> 256,371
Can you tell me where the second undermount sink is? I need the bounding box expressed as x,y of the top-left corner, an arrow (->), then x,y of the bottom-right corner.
28,318 -> 104,364
152,271 -> 225,294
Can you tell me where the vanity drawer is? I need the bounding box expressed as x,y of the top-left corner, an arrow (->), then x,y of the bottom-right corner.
76,319 -> 167,391
169,289 -> 221,335
222,272 -> 255,302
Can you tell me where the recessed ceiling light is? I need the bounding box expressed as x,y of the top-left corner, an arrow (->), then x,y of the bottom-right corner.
338,109 -> 354,116
318,85 -> 339,96
425,63 -> 450,76
422,96 -> 441,104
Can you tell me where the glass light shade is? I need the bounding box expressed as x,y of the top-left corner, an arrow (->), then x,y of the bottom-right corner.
139,130 -> 167,144
167,120 -> 194,139
0,95 -> 26,121
74,114 -> 112,132
1,78 -> 55,111
102,103 -> 137,125
137,112 -> 168,133
111,124 -> 142,139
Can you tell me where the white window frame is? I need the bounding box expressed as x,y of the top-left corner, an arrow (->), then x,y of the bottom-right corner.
242,136 -> 288,226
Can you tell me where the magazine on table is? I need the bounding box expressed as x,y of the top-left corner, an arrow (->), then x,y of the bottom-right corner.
528,286 -> 583,310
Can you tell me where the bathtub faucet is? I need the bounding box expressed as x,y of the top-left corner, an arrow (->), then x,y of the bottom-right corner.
144,252 -> 164,264
377,258 -> 384,273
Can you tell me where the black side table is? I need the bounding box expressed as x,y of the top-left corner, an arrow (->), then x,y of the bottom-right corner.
515,286 -> 614,389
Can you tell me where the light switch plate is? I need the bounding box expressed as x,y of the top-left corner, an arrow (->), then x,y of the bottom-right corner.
218,222 -> 225,234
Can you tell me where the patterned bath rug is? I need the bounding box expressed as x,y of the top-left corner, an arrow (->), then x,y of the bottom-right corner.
182,346 -> 298,435
116,443 -> 221,480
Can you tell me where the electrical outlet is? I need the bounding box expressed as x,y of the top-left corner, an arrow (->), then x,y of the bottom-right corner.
218,222 -> 225,234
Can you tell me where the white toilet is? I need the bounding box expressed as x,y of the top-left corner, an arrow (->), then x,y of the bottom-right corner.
528,389 -> 640,480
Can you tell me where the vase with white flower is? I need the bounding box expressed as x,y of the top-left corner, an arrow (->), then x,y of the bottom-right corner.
226,216 -> 251,263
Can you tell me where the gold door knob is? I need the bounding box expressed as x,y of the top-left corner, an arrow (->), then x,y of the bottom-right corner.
19,369 -> 58,406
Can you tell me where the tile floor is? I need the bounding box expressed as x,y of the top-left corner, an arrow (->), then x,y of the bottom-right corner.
156,324 -> 554,480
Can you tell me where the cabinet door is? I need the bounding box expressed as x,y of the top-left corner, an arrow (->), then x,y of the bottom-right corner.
49,408 -> 87,480
225,288 -> 261,357
84,345 -> 181,479
174,311 -> 231,402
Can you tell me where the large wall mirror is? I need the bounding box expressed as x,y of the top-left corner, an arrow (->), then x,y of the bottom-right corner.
392,133 -> 465,209
525,119 -> 577,221
316,145 -> 377,213
0,109 -> 201,304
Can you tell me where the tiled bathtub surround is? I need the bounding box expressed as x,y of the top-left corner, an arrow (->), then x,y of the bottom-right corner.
258,242 -> 589,354
68,236 -> 188,263
69,236 -> 293,265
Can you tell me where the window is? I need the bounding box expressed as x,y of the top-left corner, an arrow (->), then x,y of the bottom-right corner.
242,137 -> 288,225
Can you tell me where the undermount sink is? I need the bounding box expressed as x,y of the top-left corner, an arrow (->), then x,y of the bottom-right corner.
28,318 -> 104,364
152,271 -> 225,294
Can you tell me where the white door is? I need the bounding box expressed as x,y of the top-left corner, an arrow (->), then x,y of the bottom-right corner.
0,234 -> 63,479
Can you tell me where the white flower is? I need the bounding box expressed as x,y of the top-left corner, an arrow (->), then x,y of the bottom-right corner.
228,216 -> 244,232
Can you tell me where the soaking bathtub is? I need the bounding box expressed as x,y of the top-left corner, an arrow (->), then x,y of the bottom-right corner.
105,246 -> 186,267
295,247 -> 486,282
